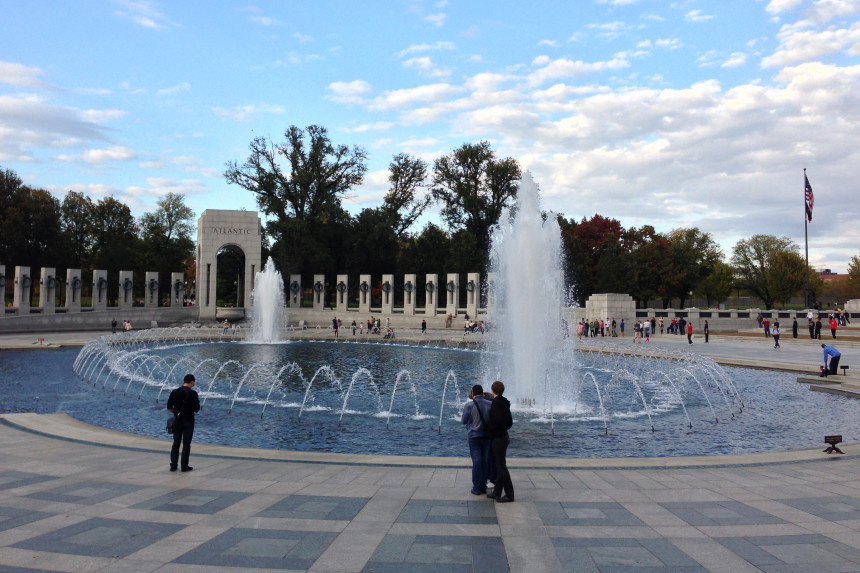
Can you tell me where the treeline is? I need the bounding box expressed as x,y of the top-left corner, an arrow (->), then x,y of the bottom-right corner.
5,122 -> 860,311
0,167 -> 194,304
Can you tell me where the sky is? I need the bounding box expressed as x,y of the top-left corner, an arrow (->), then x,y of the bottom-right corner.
1,0 -> 859,272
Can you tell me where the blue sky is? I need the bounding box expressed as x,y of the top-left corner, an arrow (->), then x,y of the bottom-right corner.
2,0 -> 859,271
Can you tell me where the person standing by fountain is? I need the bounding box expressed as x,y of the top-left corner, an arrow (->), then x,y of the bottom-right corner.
487,380 -> 514,502
167,374 -> 200,472
687,322 -> 694,345
703,320 -> 710,343
332,317 -> 339,338
461,384 -> 493,495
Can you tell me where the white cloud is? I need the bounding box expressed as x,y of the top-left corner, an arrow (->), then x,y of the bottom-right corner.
762,20 -> 860,67
56,145 -> 137,164
212,103 -> 285,122
398,41 -> 455,58
766,0 -> 804,15
402,57 -> 452,79
369,83 -> 462,111
527,57 -> 631,87
538,39 -> 561,48
328,80 -> 373,104
685,10 -> 713,23
293,32 -> 312,42
425,12 -> 446,26
78,109 -> 127,124
722,52 -> 748,68
113,0 -> 169,29
250,15 -> 283,26
0,61 -> 47,87
157,82 -> 191,96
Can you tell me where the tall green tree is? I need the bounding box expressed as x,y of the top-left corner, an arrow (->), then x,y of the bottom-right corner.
731,235 -> 801,310
694,260 -> 735,307
60,191 -> 96,269
431,141 -> 520,268
139,192 -> 196,301
594,233 -> 632,294
384,153 -> 431,239
92,197 -> 140,296
0,168 -> 62,272
665,228 -> 722,308
224,125 -> 367,276
849,255 -> 860,293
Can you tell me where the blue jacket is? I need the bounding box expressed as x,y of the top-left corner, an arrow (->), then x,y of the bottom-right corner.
823,345 -> 841,364
461,395 -> 492,439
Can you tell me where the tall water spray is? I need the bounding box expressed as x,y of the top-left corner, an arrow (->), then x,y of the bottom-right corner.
248,257 -> 287,343
482,172 -> 566,405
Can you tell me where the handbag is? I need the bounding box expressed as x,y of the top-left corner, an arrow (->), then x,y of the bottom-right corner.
166,414 -> 177,434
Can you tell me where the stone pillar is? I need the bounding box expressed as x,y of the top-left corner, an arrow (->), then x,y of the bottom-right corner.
585,293 -> 636,329
39,267 -> 57,314
92,270 -> 108,311
465,272 -> 479,319
312,274 -> 325,311
288,274 -> 301,308
0,264 -> 5,317
335,274 -> 349,313
170,273 -> 185,307
118,270 -> 134,310
66,269 -> 82,312
425,273 -> 438,316
445,273 -> 459,318
403,274 -> 416,316
381,274 -> 394,315
486,272 -> 496,310
13,266 -> 31,314
358,274 -> 371,315
144,271 -> 159,307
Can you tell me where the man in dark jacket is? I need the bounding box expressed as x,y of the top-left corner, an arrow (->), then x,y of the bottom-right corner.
486,380 -> 514,502
167,374 -> 200,472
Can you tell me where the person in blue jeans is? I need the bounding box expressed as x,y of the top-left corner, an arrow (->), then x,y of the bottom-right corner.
461,384 -> 493,495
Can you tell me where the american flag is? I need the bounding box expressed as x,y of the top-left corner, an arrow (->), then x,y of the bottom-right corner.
805,173 -> 814,223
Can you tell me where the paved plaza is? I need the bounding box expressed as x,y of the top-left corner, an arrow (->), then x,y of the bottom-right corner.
1,329 -> 860,571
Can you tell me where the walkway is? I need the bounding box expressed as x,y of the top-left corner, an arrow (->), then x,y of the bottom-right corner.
1,328 -> 860,571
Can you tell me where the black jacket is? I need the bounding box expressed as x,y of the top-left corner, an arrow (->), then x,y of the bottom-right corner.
487,395 -> 512,439
167,386 -> 200,422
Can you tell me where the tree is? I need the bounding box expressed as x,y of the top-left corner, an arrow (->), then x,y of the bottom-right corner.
431,141 -> 521,268
139,193 -> 196,302
665,228 -> 722,308
731,235 -> 801,310
60,191 -> 96,269
630,235 -> 672,307
849,255 -> 860,293
224,125 -> 367,276
92,197 -> 139,300
694,260 -> 735,307
384,153 -> 431,239
769,251 -> 807,307
594,233 -> 632,294
0,172 -> 62,272
224,125 -> 367,225
558,214 -> 625,305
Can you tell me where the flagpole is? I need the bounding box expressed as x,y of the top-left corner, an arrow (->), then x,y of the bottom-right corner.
804,167 -> 812,308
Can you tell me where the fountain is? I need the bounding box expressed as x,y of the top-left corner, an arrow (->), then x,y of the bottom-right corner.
59,174 -> 844,458
482,171 -> 565,405
248,257 -> 286,343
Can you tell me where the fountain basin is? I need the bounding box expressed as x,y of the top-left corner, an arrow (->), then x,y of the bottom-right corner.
45,333 -> 860,458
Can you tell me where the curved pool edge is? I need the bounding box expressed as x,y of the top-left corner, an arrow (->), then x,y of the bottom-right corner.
2,412 -> 853,470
